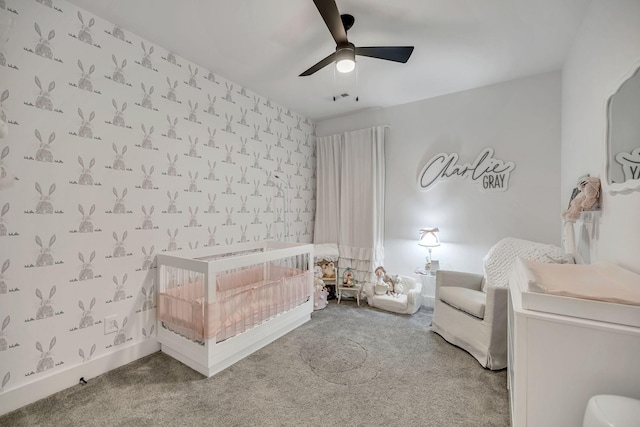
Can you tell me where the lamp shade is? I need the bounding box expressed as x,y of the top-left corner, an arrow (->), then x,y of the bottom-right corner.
418,227 -> 440,247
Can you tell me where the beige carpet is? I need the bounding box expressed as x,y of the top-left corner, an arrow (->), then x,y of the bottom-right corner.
0,300 -> 510,426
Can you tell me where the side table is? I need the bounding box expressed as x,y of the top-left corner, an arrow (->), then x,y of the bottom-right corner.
414,268 -> 436,309
337,282 -> 363,306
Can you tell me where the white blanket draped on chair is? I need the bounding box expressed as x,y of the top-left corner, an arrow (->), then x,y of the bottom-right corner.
314,126 -> 385,283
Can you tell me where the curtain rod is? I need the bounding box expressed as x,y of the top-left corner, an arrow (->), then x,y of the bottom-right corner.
316,125 -> 391,138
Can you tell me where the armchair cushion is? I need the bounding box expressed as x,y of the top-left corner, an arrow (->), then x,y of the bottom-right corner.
397,275 -> 419,292
439,287 -> 486,319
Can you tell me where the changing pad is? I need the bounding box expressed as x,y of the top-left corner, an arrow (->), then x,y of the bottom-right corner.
525,260 -> 640,306
510,258 -> 640,328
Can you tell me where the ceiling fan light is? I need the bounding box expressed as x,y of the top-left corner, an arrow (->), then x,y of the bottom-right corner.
335,46 -> 356,73
336,58 -> 355,73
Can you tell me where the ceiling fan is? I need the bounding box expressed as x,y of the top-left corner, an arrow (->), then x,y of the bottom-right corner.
300,0 -> 415,77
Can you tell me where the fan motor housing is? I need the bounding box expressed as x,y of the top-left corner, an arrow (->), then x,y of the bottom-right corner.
335,43 -> 355,60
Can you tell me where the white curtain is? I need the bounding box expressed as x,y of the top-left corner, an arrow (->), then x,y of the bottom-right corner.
314,126 -> 385,283
313,134 -> 342,244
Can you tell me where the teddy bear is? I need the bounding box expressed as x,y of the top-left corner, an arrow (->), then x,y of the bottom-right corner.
385,274 -> 403,297
562,176 -> 601,221
320,260 -> 336,278
391,275 -> 403,297
382,273 -> 393,292
313,266 -> 328,310
313,265 -> 326,292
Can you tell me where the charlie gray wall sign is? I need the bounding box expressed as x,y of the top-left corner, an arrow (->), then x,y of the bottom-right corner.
418,147 -> 515,192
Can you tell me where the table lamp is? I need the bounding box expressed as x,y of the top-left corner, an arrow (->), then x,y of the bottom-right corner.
418,227 -> 440,275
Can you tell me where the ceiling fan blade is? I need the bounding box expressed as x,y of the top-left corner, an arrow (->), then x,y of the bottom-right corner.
313,0 -> 348,45
355,46 -> 415,63
300,51 -> 338,76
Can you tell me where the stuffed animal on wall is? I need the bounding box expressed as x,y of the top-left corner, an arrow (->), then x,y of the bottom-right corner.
562,176 -> 601,221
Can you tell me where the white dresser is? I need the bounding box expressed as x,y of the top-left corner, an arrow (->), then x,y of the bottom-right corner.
507,259 -> 640,427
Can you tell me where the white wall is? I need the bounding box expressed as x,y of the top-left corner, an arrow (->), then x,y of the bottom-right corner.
0,0 -> 315,410
317,72 -> 562,276
562,0 -> 640,273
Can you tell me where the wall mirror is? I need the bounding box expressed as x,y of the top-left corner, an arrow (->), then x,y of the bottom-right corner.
605,64 -> 640,194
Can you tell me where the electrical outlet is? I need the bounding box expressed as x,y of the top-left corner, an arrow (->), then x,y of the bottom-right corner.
104,315 -> 118,335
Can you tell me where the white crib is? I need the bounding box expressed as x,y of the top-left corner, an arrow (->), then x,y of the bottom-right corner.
156,241 -> 313,377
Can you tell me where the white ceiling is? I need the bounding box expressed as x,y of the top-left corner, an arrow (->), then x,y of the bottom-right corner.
64,0 -> 591,122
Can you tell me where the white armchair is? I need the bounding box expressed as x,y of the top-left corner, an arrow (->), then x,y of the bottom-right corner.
432,270 -> 508,369
431,237 -> 567,370
363,275 -> 423,314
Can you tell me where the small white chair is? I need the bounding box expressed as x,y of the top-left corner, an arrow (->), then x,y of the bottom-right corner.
362,275 -> 423,314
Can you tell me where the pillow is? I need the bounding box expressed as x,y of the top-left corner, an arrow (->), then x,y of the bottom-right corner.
396,275 -> 416,293
482,237 -> 566,290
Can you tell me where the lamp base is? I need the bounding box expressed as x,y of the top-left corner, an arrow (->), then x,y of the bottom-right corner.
429,260 -> 440,276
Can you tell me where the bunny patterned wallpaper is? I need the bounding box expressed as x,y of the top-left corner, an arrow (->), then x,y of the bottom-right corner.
0,1 -> 316,395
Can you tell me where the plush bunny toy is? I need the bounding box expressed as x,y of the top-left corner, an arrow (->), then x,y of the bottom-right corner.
313,266 -> 326,292
562,176 -> 601,221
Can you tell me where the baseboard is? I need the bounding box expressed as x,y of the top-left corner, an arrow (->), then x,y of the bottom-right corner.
0,339 -> 160,416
